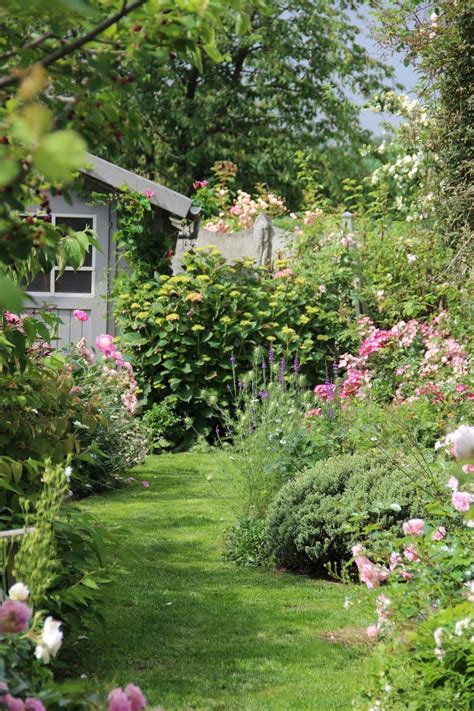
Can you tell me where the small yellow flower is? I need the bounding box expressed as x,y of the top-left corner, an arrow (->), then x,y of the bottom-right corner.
243,312 -> 252,318
196,275 -> 210,283
258,310 -> 269,317
299,314 -> 310,324
269,300 -> 278,307
306,305 -> 318,314
202,355 -> 211,362
160,275 -> 170,282
266,336 -> 276,342
230,290 -> 240,298
281,326 -> 296,336
131,302 -> 141,309
136,311 -> 149,318
166,313 -> 180,322
155,317 -> 164,325
192,324 -> 205,332
214,284 -> 225,291
220,316 -> 232,325
295,277 -> 306,285
143,283 -> 153,290
186,291 -> 204,303
276,259 -> 287,267
211,249 -> 221,257
143,301 -> 151,306
240,320 -> 251,327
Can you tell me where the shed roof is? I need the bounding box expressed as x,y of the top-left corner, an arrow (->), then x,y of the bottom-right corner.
81,153 -> 200,221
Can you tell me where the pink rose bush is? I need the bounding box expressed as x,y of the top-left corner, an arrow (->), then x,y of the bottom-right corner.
1,581 -> 149,710
313,311 -> 472,411
352,426 -> 473,707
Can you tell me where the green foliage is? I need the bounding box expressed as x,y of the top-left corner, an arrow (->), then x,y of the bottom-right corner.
114,248 -> 344,443
223,517 -> 271,568
14,461 -> 69,605
142,397 -> 181,452
373,0 -> 473,249
354,450 -> 474,710
264,451 -> 429,573
107,1 -> 393,208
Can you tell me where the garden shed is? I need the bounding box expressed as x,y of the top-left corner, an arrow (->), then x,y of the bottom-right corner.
27,153 -> 201,344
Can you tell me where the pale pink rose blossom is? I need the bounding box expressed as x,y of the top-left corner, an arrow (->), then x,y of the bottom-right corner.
400,570 -> 413,581
402,518 -> 425,536
143,188 -> 155,199
431,526 -> 446,541
366,624 -> 379,639
96,333 -> 116,357
462,464 -> 474,474
404,544 -> 421,563
445,425 -> 474,460
452,491 -> 474,513
448,476 -> 459,492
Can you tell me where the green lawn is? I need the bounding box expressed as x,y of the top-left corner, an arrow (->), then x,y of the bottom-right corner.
69,453 -> 371,710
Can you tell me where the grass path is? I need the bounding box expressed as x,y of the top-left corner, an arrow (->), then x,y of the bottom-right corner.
70,453 -> 371,710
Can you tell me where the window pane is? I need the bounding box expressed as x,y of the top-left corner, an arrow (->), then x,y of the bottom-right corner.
56,216 -> 93,267
54,271 -> 92,294
25,272 -> 50,293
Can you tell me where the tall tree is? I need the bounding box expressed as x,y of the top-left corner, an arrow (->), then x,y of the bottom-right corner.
102,0 -> 394,205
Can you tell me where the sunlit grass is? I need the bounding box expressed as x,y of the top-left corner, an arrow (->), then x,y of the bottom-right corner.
67,453 -> 371,710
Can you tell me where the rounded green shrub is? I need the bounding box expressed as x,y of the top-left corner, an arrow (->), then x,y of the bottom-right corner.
264,450 -> 429,573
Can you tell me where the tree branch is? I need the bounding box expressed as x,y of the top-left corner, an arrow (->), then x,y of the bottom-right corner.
0,0 -> 147,90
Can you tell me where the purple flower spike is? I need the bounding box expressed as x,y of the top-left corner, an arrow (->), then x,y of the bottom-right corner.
261,358 -> 267,370
293,356 -> 299,374
238,379 -> 244,390
279,358 -> 286,372
230,354 -> 236,364
268,347 -> 275,363
259,390 -> 269,398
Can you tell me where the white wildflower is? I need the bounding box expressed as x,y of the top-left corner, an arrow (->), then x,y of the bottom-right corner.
9,582 -> 29,601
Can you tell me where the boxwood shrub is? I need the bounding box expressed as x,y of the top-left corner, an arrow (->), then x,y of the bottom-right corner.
264,450 -> 430,573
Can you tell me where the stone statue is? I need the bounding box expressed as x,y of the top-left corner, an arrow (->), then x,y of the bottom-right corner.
253,213 -> 273,266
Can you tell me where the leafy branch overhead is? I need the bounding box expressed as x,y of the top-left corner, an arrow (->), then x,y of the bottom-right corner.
0,0 -> 263,312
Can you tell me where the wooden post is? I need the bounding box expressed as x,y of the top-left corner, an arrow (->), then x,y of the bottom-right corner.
342,210 -> 362,318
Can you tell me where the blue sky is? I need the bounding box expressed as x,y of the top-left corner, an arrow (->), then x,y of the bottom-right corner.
354,4 -> 419,133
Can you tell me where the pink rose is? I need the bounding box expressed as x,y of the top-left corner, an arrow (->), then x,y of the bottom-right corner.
0,600 -> 32,634
4,695 -> 25,711
25,699 -> 46,711
431,526 -> 446,541
142,481 -> 150,489
452,491 -> 474,513
462,464 -> 474,474
108,689 -> 132,711
400,570 -> 413,581
304,407 -> 322,418
445,425 -> 474,460
124,684 -> 146,711
404,544 -> 421,563
366,624 -> 379,639
73,309 -> 88,322
402,518 -> 425,536
143,188 -> 155,199
95,333 -> 116,357
389,551 -> 402,571
448,476 -> 459,492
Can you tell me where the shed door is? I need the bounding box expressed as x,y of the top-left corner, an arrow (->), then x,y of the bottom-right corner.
26,199 -> 111,347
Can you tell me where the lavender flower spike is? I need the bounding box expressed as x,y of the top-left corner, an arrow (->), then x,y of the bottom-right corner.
268,347 -> 275,363
293,356 -> 299,374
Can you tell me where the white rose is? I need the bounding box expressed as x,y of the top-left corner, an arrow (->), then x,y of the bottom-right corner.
9,582 -> 29,601
36,616 -> 63,663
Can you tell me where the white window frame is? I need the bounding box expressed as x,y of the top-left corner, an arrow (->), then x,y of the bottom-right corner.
26,213 -> 96,298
